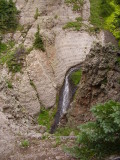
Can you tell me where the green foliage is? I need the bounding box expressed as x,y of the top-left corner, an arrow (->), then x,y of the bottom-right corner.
114,0 -> 120,5
0,45 -> 26,73
63,17 -> 82,31
6,46 -> 26,73
21,140 -> 29,148
38,106 -> 57,131
65,101 -> 120,159
54,15 -> 58,19
53,137 -> 61,147
26,47 -> 33,54
65,0 -> 85,11
70,69 -> 82,85
89,0 -> 104,28
116,57 -> 120,66
33,25 -> 45,51
0,0 -> 19,33
90,0 -> 120,46
104,1 -> 120,46
34,8 -> 40,20
17,24 -> 24,32
0,42 -> 7,53
0,40 -> 15,55
55,126 -> 79,136
6,80 -> 13,89
0,41 -> 15,64
100,0 -> 114,17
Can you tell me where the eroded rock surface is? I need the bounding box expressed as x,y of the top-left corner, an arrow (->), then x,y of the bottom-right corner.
68,43 -> 120,126
0,0 -> 118,159
26,49 -> 56,108
0,112 -> 15,159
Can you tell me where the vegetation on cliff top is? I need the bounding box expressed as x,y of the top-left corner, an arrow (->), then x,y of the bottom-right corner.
90,0 -> 120,46
0,0 -> 19,33
63,17 -> 83,31
65,0 -> 85,12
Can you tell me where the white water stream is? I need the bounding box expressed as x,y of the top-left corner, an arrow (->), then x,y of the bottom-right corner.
50,65 -> 81,133
61,67 -> 80,116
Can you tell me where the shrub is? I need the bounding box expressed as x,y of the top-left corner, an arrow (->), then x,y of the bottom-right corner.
0,45 -> 26,73
100,0 -> 114,17
114,0 -> 120,5
70,69 -> 82,85
65,101 -> 120,159
38,106 -> 57,131
90,0 -> 120,46
6,80 -> 13,89
55,126 -> 79,136
0,0 -> 19,33
34,8 -> 40,20
21,140 -> 29,148
6,46 -> 26,73
63,17 -> 82,31
65,0 -> 85,12
0,42 -> 7,53
33,25 -> 45,52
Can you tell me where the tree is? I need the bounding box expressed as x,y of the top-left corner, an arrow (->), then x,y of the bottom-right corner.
0,0 -> 19,32
65,101 -> 120,159
33,25 -> 45,52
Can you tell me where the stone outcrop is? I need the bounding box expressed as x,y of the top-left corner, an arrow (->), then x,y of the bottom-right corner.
54,31 -> 97,86
0,112 -> 15,159
68,43 -> 120,126
26,49 -> 57,108
1,0 -> 101,117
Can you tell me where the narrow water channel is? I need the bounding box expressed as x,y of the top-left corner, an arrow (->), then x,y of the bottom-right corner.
50,64 -> 81,133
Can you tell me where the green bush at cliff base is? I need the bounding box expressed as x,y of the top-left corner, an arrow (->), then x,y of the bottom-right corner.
38,107 -> 57,131
65,101 -> 120,159
21,140 -> 29,148
55,126 -> 79,136
0,42 -> 7,53
70,69 -> 82,85
90,0 -> 120,46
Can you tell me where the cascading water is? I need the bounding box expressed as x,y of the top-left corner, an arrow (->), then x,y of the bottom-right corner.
50,64 -> 81,133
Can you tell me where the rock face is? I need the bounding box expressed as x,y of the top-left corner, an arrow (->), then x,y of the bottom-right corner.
0,0 -> 119,159
26,50 -> 56,108
13,0 -> 104,87
54,31 -> 97,86
68,43 -> 120,126
0,112 -> 15,159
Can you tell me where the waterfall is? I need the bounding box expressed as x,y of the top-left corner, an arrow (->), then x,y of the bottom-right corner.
50,64 -> 81,133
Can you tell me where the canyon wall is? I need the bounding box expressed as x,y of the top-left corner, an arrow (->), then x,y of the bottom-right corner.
0,0 -> 117,158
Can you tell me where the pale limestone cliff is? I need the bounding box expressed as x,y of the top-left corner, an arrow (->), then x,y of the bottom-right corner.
0,0 -> 108,158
